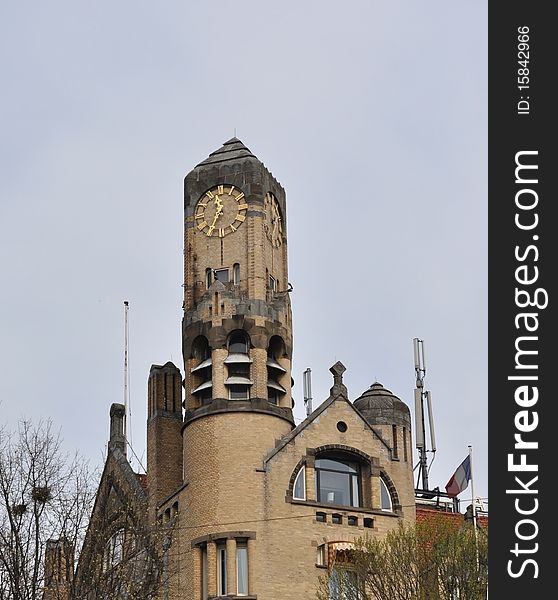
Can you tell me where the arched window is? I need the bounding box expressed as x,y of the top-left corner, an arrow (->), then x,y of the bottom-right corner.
225,331 -> 252,400
233,263 -> 240,285
380,477 -> 393,511
315,457 -> 360,508
293,467 -> 306,500
191,336 -> 212,405
205,268 -> 212,289
228,332 -> 248,354
266,336 -> 286,405
103,529 -> 124,571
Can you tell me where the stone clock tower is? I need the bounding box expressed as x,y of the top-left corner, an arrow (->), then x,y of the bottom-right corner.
182,137 -> 294,418
178,138 -> 297,598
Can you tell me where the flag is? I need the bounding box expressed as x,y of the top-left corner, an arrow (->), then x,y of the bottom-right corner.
445,455 -> 471,497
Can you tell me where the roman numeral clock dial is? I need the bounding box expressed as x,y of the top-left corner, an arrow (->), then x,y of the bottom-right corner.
194,185 -> 248,237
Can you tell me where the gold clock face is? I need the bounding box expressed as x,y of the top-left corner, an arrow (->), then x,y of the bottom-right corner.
264,192 -> 283,247
194,185 -> 248,237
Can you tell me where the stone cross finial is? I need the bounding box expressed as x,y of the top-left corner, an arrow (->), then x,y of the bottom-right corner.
329,361 -> 348,397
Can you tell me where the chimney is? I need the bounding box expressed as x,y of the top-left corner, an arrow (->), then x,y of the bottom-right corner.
43,538 -> 73,600
109,403 -> 126,455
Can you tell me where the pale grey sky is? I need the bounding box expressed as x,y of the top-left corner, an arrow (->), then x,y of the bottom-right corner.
0,1 -> 487,503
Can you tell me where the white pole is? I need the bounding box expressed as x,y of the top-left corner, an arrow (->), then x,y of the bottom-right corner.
469,445 -> 479,569
124,301 -> 129,446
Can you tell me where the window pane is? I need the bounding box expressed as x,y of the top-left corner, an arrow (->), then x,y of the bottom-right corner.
228,363 -> 250,377
215,268 -> 229,283
229,335 -> 248,354
315,458 -> 357,473
351,475 -> 359,507
329,568 -> 360,600
218,547 -> 227,595
229,385 -> 249,399
293,467 -> 305,500
236,545 -> 248,595
318,470 -> 350,505
380,478 -> 393,511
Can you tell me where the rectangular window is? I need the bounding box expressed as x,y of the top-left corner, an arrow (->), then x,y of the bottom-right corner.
317,544 -> 326,566
217,545 -> 227,596
215,268 -> 229,284
236,543 -> 248,596
229,385 -> 249,400
392,424 -> 399,459
403,427 -> 408,461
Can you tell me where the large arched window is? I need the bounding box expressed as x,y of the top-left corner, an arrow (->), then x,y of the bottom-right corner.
315,457 -> 360,508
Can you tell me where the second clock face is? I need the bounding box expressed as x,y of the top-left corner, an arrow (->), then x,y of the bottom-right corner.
264,192 -> 283,247
194,185 -> 248,237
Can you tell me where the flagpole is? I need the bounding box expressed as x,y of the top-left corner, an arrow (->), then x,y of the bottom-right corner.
468,445 -> 479,569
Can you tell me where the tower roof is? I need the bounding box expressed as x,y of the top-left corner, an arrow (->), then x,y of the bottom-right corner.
196,137 -> 258,167
353,382 -> 411,428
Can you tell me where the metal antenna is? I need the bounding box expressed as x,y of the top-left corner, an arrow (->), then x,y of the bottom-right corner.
303,368 -> 313,416
123,301 -> 130,450
413,338 -> 436,492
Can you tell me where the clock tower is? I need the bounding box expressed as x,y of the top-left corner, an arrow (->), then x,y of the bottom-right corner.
178,138 -> 296,597
182,137 -> 294,420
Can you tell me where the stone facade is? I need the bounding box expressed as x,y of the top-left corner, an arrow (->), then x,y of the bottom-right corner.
72,139 -> 417,600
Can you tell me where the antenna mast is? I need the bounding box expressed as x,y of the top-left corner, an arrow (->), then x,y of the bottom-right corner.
303,368 -> 313,416
123,301 -> 130,446
413,338 -> 437,491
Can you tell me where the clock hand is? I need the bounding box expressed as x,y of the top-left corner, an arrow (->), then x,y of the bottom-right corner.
207,204 -> 224,236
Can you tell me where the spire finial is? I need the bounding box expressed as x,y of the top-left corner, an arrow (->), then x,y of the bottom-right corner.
329,361 -> 348,398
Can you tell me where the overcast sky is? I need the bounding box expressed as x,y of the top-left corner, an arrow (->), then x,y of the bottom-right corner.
1,1 -> 487,505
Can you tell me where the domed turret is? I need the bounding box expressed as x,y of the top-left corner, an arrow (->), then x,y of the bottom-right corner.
354,382 -> 411,428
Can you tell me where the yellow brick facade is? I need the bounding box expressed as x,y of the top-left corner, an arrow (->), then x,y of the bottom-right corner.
75,139 -> 417,600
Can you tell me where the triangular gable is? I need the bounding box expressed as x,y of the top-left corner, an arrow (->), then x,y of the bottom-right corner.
264,392 -> 393,467
74,446 -> 148,586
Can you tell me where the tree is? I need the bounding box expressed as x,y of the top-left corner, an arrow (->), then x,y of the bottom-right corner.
317,513 -> 488,600
0,420 -> 95,600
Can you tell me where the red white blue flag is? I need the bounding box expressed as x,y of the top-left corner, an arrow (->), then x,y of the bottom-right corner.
445,455 -> 471,497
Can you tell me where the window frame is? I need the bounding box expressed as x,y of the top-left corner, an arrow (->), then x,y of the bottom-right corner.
236,542 -> 248,596
293,466 -> 306,500
214,268 -> 229,284
103,528 -> 125,572
380,477 -> 394,512
315,456 -> 361,508
217,544 -> 227,596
